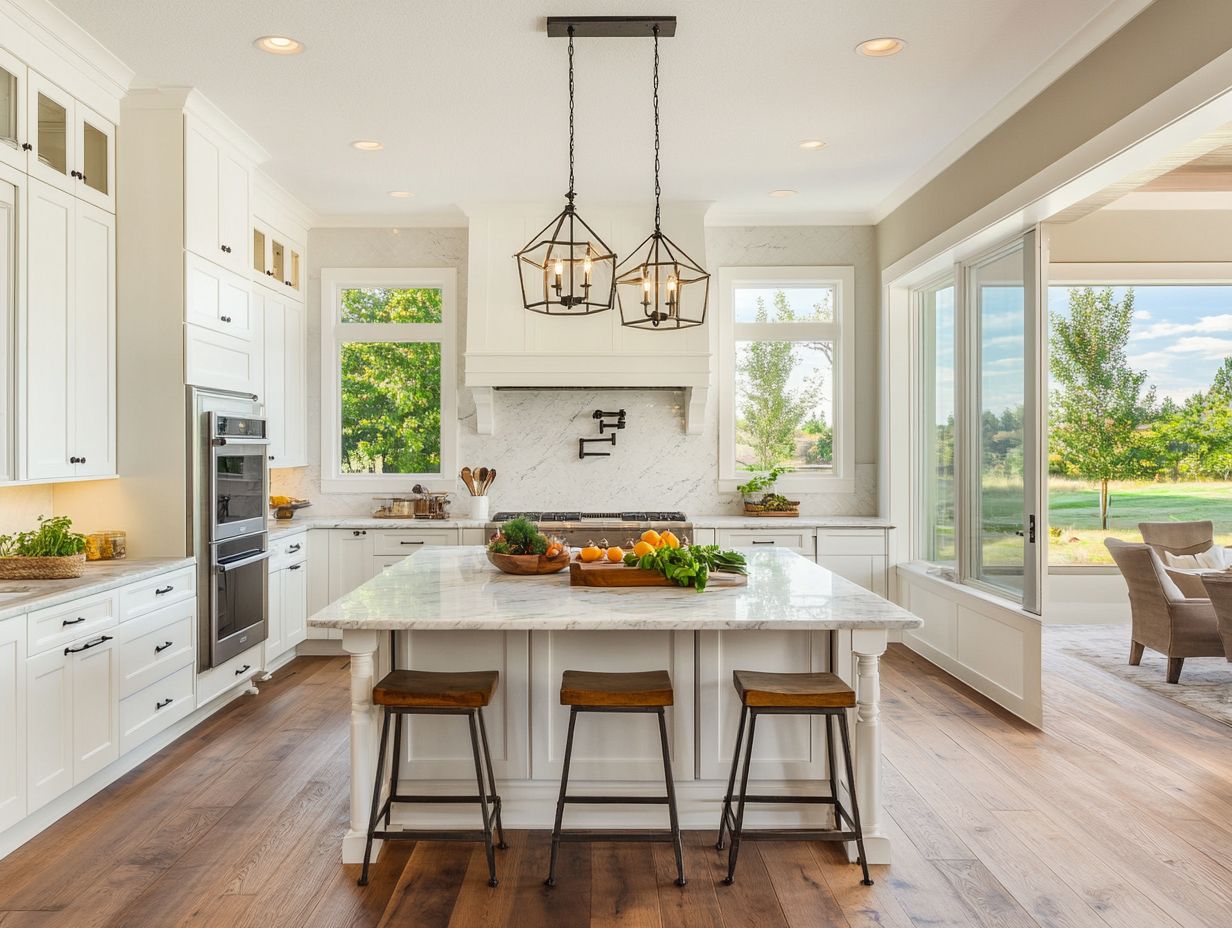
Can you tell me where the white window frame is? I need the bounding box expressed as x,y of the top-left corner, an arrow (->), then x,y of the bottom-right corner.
717,266 -> 856,494
319,267 -> 457,493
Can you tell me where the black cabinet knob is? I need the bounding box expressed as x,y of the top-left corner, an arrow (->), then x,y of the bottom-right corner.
266,270 -> 274,276
21,142 -> 32,151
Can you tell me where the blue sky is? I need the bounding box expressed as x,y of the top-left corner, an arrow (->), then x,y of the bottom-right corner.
1048,285 -> 1232,403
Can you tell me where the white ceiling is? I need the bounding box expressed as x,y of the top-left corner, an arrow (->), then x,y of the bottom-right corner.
51,0 -> 1136,223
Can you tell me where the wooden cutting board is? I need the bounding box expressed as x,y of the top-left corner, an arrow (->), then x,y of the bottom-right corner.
569,559 -> 748,589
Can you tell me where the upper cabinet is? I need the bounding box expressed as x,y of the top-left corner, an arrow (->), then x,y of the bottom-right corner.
24,71 -> 114,213
0,48 -> 27,174
251,219 -> 303,300
185,117 -> 249,277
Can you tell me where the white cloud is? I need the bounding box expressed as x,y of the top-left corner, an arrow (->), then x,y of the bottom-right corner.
1133,313 -> 1232,340
1135,309 -> 1151,320
1171,336 -> 1232,358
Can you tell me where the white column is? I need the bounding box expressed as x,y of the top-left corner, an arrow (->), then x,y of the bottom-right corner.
849,628 -> 890,865
341,628 -> 382,864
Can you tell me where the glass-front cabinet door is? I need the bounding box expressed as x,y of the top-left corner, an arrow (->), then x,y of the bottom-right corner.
27,71 -> 74,195
0,49 -> 26,172
75,104 -> 114,212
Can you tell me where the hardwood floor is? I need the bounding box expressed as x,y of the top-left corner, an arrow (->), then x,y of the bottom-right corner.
1,640 -> 1229,927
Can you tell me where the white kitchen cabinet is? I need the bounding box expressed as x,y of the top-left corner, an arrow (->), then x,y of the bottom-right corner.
185,322 -> 262,396
306,533 -> 333,641
0,618 -> 26,833
117,599 -> 195,699
717,528 -> 814,556
25,644 -> 72,812
26,71 -> 72,196
372,554 -> 406,572
329,529 -> 376,602
815,530 -> 889,596
252,220 -> 304,301
0,174 -> 18,482
186,252 -> 254,340
70,632 -> 120,783
0,49 -> 27,174
118,663 -> 194,755
282,561 -> 307,650
74,103 -> 113,213
266,536 -> 308,666
23,180 -> 114,480
185,118 -> 249,276
266,560 -> 286,659
261,289 -> 306,467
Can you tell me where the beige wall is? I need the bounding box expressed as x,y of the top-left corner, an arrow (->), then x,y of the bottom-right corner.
877,0 -> 1232,269
1048,209 -> 1232,263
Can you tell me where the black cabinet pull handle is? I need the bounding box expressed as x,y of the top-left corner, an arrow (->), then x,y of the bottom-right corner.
155,698 -> 173,711
155,640 -> 174,653
288,564 -> 302,571
352,530 -> 367,536
751,540 -> 776,545
266,270 -> 274,276
235,664 -> 251,675
288,544 -> 301,553
220,315 -> 232,323
155,585 -> 174,595
62,616 -> 86,626
399,541 -> 423,546
65,635 -> 112,655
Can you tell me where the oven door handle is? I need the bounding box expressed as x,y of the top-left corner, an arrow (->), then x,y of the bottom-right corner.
211,436 -> 270,447
215,550 -> 272,573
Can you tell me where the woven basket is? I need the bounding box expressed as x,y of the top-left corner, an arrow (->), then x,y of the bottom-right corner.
0,553 -> 87,580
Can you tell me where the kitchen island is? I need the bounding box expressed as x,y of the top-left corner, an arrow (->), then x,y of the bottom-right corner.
309,546 -> 922,866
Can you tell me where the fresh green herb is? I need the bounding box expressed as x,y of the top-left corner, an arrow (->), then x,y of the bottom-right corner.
622,544 -> 747,592
736,465 -> 788,498
759,493 -> 795,512
487,517 -> 550,556
0,515 -> 87,558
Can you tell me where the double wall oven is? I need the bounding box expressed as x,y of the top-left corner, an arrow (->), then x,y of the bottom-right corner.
198,402 -> 271,669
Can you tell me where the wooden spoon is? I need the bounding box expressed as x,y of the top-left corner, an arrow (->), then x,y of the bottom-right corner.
460,467 -> 476,496
477,467 -> 489,495
483,467 -> 496,496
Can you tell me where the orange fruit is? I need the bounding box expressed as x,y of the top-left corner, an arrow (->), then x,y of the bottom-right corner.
660,530 -> 680,549
580,544 -> 604,563
640,529 -> 661,546
632,540 -> 655,558
606,546 -> 624,563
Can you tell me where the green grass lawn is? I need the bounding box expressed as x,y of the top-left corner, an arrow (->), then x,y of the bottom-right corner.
1047,478 -> 1232,565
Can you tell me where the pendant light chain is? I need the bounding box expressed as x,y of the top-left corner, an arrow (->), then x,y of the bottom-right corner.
652,24 -> 661,232
567,25 -> 576,202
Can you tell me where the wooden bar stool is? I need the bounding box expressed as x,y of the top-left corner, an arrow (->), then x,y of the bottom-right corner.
715,670 -> 872,886
358,669 -> 507,888
544,670 -> 686,887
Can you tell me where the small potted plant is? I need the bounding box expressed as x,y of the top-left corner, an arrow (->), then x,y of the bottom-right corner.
0,515 -> 89,579
737,466 -> 800,518
486,517 -> 569,575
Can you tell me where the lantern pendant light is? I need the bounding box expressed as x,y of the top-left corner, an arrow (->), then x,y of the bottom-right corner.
616,24 -> 709,330
514,26 -> 616,317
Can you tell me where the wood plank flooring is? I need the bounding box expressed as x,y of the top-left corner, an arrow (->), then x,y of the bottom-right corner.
1,640 -> 1229,927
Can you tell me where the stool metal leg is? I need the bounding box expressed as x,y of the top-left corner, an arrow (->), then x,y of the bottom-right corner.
358,709 -> 392,886
386,712 -> 403,828
656,708 -> 687,886
476,708 -> 507,850
824,712 -> 842,832
837,711 -> 873,885
545,706 -> 578,887
716,705 -> 747,851
723,710 -> 758,885
467,710 -> 499,887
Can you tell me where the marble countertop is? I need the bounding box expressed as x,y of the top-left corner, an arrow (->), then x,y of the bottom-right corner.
0,556 -> 196,622
693,515 -> 893,529
309,546 -> 921,632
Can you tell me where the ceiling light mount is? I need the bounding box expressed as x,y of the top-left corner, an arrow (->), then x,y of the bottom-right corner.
254,35 -> 304,55
546,16 -> 676,38
856,36 -> 906,57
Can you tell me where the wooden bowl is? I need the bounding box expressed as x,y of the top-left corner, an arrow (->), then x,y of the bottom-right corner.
486,549 -> 570,575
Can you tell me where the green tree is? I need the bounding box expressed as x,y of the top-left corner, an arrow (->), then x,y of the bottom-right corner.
802,415 -> 833,466
1049,287 -> 1154,528
736,292 -> 826,470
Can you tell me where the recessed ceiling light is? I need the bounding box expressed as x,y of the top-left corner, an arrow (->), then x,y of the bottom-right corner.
388,191 -> 413,198
799,139 -> 827,151
856,37 -> 906,57
254,35 -> 304,55
769,189 -> 798,198
351,139 -> 384,151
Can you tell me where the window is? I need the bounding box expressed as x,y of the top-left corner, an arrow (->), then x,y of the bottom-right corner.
1047,266 -> 1232,565
320,269 -> 456,492
718,267 -> 855,493
920,276 -> 956,564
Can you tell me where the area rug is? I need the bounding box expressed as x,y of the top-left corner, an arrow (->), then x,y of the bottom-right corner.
1048,624 -> 1232,727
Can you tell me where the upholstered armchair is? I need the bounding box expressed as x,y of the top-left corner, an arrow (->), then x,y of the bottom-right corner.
1138,520 -> 1224,598
1104,538 -> 1225,683
1196,574 -> 1232,664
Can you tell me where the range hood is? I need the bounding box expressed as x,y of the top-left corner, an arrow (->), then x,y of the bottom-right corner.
464,202 -> 713,434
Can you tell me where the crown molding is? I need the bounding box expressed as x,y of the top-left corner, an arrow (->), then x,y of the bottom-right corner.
123,86 -> 270,165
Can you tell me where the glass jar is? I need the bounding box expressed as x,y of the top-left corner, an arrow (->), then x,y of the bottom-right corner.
85,530 -> 127,561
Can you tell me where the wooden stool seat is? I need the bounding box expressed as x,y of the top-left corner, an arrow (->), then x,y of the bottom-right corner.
373,669 -> 499,709
560,669 -> 674,707
733,670 -> 855,709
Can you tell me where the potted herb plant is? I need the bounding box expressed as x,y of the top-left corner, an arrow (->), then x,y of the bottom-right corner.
0,515 -> 89,579
736,466 -> 800,518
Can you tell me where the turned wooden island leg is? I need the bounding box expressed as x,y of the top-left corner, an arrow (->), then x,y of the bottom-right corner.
850,629 -> 890,865
342,628 -> 382,864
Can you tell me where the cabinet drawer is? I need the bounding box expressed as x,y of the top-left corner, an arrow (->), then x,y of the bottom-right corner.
717,529 -> 814,555
195,642 -> 261,708
119,566 -> 196,621
28,590 -> 118,657
371,529 -> 456,555
815,530 -> 887,557
119,664 -> 195,754
119,599 -> 195,698
269,531 -> 308,570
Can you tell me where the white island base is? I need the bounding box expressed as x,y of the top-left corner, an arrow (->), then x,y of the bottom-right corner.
312,548 -> 922,869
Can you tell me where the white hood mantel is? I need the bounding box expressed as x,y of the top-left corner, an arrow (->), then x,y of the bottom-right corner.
463,202 -> 713,434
